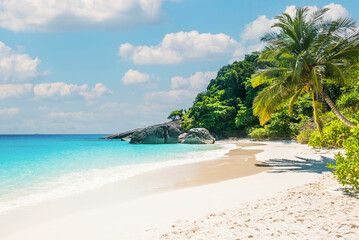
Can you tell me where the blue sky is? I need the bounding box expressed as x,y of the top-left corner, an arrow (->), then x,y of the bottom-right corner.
0,0 -> 358,133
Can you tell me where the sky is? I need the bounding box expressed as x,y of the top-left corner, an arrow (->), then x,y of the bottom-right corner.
0,0 -> 358,134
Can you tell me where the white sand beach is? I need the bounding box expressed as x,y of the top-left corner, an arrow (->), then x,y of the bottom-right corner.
1,140 -> 358,239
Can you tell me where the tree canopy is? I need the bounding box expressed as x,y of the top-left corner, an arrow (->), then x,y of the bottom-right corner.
168,109 -> 184,121
251,6 -> 359,132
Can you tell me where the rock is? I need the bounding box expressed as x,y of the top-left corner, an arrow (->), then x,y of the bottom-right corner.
99,128 -> 142,140
182,128 -> 215,144
178,133 -> 187,143
100,120 -> 182,142
100,121 -> 214,145
167,126 -> 182,143
129,120 -> 182,144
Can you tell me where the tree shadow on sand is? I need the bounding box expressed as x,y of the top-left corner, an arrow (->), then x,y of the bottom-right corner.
256,156 -> 334,174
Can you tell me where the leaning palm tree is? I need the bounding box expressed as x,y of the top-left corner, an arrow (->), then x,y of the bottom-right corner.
252,7 -> 359,133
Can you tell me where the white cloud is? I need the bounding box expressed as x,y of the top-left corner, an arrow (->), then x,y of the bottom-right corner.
0,0 -> 168,32
33,82 -> 111,99
34,82 -> 88,98
0,107 -> 20,116
241,15 -> 277,44
236,3 -> 349,61
122,69 -> 150,84
119,31 -> 242,65
284,4 -> 348,21
45,111 -> 94,120
0,83 -> 33,99
0,42 -> 43,82
171,71 -> 217,90
79,83 -> 112,100
146,70 -> 217,105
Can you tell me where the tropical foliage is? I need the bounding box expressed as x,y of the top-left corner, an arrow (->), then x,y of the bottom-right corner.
182,53 -> 271,137
173,6 -> 359,190
328,126 -> 359,192
168,109 -> 185,121
251,7 -> 359,132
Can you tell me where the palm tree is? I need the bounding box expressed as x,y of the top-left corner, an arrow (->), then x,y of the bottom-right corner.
252,7 -> 359,133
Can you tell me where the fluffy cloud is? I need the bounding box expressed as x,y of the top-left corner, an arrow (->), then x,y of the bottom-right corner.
79,83 -> 112,100
0,83 -> 33,99
241,4 -> 348,45
0,42 -> 43,82
33,82 -> 88,98
240,15 -> 277,44
119,31 -> 242,65
0,0 -> 168,32
171,71 -> 217,90
33,82 -> 111,99
284,4 -> 348,22
0,107 -> 20,116
0,82 -> 111,100
122,69 -> 150,84
146,70 -> 216,105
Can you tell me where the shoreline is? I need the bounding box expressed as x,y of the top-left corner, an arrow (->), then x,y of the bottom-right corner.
0,141 -> 268,238
0,140 -> 344,239
0,142 -> 235,214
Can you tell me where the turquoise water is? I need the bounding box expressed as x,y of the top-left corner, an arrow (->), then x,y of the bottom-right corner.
0,135 -> 230,212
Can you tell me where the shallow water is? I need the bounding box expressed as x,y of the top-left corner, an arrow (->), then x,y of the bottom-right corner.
0,134 -> 233,212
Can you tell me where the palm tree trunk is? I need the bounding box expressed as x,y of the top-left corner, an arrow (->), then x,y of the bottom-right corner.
322,90 -> 357,128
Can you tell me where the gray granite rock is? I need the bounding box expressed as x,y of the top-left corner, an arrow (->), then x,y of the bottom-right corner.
129,121 -> 182,144
182,128 -> 215,144
99,128 -> 142,140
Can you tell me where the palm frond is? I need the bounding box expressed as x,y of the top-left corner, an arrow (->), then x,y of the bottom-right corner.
310,66 -> 322,91
253,83 -> 292,125
288,87 -> 304,114
251,68 -> 287,87
322,62 -> 348,86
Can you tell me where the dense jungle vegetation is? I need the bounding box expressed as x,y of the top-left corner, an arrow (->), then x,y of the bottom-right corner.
170,7 -> 359,191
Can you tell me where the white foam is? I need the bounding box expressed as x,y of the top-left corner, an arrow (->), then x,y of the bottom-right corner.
0,143 -> 237,213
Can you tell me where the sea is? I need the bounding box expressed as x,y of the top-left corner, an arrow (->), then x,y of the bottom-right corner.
0,134 -> 234,213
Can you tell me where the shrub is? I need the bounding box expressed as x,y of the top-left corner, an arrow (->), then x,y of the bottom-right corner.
248,127 -> 270,140
309,119 -> 351,148
328,126 -> 359,192
297,129 -> 314,144
296,117 -> 316,144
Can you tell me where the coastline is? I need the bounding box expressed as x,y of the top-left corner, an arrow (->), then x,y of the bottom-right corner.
0,141 -> 234,213
0,140 -> 348,239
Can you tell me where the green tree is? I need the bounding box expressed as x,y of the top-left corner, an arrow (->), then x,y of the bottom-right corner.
251,7 -> 359,133
182,53 -> 272,137
167,109 -> 184,121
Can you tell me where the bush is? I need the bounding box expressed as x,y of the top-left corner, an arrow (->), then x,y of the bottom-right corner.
328,126 -> 359,192
297,129 -> 314,144
248,127 -> 270,140
308,119 -> 351,149
296,117 -> 316,144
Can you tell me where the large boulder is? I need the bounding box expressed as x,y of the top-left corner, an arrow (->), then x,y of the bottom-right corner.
129,121 -> 182,144
179,128 -> 215,144
100,120 -> 182,142
99,128 -> 142,140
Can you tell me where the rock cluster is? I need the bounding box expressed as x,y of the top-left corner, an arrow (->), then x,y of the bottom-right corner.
130,125 -> 181,144
178,128 -> 215,144
100,121 -> 215,144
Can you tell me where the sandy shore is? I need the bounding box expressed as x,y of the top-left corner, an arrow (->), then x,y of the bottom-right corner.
158,173 -> 359,239
1,140 -> 358,239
